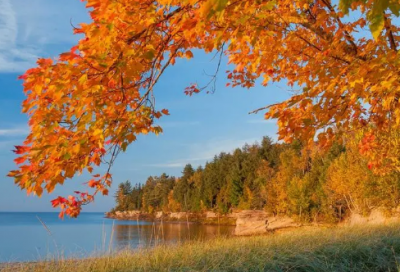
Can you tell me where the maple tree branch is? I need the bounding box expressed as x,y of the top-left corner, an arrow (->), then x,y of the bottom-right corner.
296,35 -> 322,52
127,7 -> 184,45
295,32 -> 351,64
200,43 -> 225,94
275,9 -> 351,65
299,22 -> 333,43
319,0 -> 359,55
146,31 -> 177,94
384,16 -> 398,52
120,71 -> 126,102
136,41 -> 184,111
300,2 -> 366,62
249,103 -> 280,115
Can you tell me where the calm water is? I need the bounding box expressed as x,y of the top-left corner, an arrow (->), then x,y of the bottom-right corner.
0,212 -> 235,262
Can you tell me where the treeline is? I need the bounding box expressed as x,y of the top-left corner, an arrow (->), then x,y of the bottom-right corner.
112,136 -> 400,222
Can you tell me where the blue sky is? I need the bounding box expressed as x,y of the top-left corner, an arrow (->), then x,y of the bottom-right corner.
0,0 -> 290,212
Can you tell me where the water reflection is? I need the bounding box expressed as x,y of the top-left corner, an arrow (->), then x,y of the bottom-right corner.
0,213 -> 236,262
113,223 -> 235,250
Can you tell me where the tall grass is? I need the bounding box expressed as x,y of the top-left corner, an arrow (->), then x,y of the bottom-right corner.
3,224 -> 400,272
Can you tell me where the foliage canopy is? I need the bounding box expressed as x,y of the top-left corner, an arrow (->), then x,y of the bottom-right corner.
8,0 -> 400,216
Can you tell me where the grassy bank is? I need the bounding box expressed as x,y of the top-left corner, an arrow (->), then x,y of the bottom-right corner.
3,224 -> 400,272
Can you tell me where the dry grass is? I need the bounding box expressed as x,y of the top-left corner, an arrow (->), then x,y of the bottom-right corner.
3,224 -> 400,271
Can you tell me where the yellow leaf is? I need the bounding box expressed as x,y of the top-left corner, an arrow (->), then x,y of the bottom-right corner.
93,129 -> 102,136
79,74 -> 88,85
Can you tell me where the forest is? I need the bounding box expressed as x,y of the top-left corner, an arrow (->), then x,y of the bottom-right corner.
112,135 -> 400,223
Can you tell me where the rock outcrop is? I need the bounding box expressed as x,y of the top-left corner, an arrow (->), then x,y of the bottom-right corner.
205,211 -> 218,218
235,210 -> 269,236
234,210 -> 299,236
106,209 -> 301,234
266,216 -> 299,231
105,210 -> 150,220
155,211 -> 163,219
347,209 -> 400,226
169,212 -> 187,220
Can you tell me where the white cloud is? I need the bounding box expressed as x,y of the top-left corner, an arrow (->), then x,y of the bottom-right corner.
142,137 -> 261,169
0,0 -> 89,73
0,125 -> 29,136
0,0 -> 16,49
188,137 -> 260,160
0,50 -> 39,73
0,0 -> 39,72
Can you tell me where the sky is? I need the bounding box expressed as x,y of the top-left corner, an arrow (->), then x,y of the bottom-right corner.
0,0 -> 291,212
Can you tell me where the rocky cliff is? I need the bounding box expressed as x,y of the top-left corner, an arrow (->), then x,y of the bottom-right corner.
105,210 -> 237,225
106,209 -> 301,235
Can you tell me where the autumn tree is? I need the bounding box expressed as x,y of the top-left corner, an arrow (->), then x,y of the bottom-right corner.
141,174 -> 175,211
227,149 -> 244,207
173,164 -> 194,210
167,190 -> 181,212
186,166 -> 205,211
129,183 -> 143,210
326,136 -> 400,217
114,181 -> 132,211
9,0 -> 400,216
265,148 -> 305,214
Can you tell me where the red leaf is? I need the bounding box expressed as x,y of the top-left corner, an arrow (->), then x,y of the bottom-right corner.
70,45 -> 79,53
51,196 -> 66,208
18,74 -> 28,80
14,157 -> 26,165
73,28 -> 84,34
13,145 -> 30,154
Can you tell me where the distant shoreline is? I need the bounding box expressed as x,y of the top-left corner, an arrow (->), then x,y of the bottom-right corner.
105,210 -> 237,226
0,211 -> 107,214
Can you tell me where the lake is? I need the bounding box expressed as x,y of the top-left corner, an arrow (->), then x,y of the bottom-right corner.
0,212 -> 235,262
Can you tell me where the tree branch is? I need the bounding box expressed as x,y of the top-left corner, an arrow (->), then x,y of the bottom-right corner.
384,15 -> 398,52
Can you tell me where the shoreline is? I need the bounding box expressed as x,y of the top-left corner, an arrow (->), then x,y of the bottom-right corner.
104,211 -> 238,226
